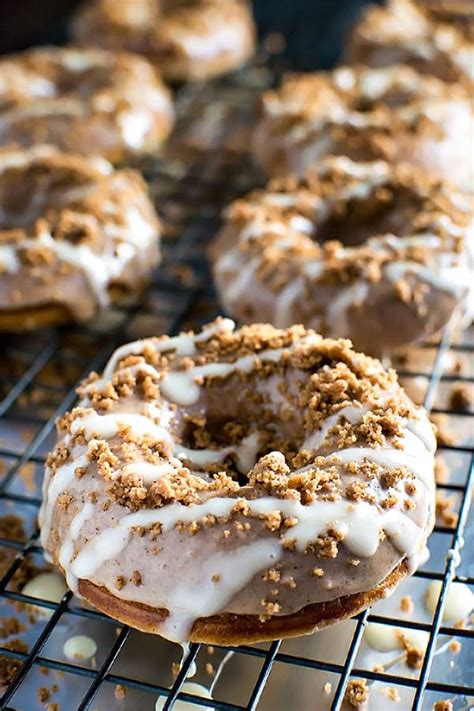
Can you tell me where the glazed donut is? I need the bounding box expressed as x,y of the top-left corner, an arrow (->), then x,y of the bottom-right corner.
0,146 -> 160,330
0,47 -> 174,162
211,157 -> 473,355
253,64 -> 473,190
39,317 -> 436,644
346,0 -> 473,86
71,0 -> 256,83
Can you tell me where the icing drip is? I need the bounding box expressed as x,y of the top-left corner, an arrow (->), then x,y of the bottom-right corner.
58,502 -> 95,592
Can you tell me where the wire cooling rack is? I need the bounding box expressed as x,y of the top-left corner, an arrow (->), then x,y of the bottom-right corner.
0,62 -> 472,711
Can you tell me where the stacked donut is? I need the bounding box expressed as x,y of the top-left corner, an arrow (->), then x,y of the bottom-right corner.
15,1 -> 469,646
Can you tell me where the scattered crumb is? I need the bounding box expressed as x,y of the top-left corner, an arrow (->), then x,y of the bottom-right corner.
324,682 -> 332,694
380,686 -> 400,702
448,640 -> 461,654
430,414 -> 456,446
205,662 -> 214,675
171,661 -> 180,678
400,595 -> 414,614
0,638 -> 28,690
114,684 -> 126,700
344,679 -> 369,708
449,384 -> 471,412
372,664 -> 384,673
434,456 -> 449,484
405,643 -> 424,669
38,687 -> 50,703
435,492 -> 459,528
433,701 -> 453,711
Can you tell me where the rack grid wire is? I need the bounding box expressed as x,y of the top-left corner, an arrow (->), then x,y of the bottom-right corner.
0,61 -> 472,711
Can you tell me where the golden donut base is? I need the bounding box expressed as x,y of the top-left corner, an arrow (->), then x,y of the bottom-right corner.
0,285 -> 144,332
78,560 -> 409,645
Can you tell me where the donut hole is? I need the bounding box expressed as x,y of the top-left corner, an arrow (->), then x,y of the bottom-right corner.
0,164 -> 91,230
354,88 -> 416,112
53,65 -> 117,100
177,374 -> 305,480
314,184 -> 425,248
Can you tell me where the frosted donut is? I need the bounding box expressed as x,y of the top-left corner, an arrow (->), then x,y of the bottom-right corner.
346,0 -> 473,86
40,317 -> 436,644
0,146 -> 161,330
71,0 -> 256,83
253,64 -> 473,190
0,47 -> 174,162
211,157 -> 474,355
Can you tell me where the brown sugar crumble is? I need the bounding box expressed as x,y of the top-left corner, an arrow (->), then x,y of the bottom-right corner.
114,683 -> 127,700
397,632 -> 424,669
449,384 -> 472,412
380,686 -> 400,702
430,414 -> 456,447
344,679 -> 369,708
435,492 -> 459,528
0,638 -> 28,690
131,571 -> 142,586
433,701 -> 453,711
448,640 -> 461,654
400,595 -> 414,614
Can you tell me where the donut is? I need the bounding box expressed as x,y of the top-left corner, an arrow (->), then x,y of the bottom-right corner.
39,317 -> 436,644
0,46 -> 174,162
346,0 -> 473,86
252,64 -> 473,190
71,0 -> 256,83
0,146 -> 161,331
211,157 -> 474,355
414,0 -> 474,39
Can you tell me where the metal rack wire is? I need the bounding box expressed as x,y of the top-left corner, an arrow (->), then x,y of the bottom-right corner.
0,64 -> 472,711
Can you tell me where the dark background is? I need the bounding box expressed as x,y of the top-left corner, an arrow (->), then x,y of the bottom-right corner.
0,0 -> 382,68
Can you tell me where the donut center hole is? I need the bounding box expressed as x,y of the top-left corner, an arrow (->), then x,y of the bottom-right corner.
0,167 -> 91,230
314,185 -> 424,248
180,390 -> 301,483
354,89 -> 416,112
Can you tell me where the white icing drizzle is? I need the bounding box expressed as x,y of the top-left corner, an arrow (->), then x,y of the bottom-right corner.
39,452 -> 89,549
157,540 -> 282,641
99,318 -> 235,383
58,502 -> 95,592
273,277 -> 306,329
155,682 -> 213,711
303,404 -> 369,451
